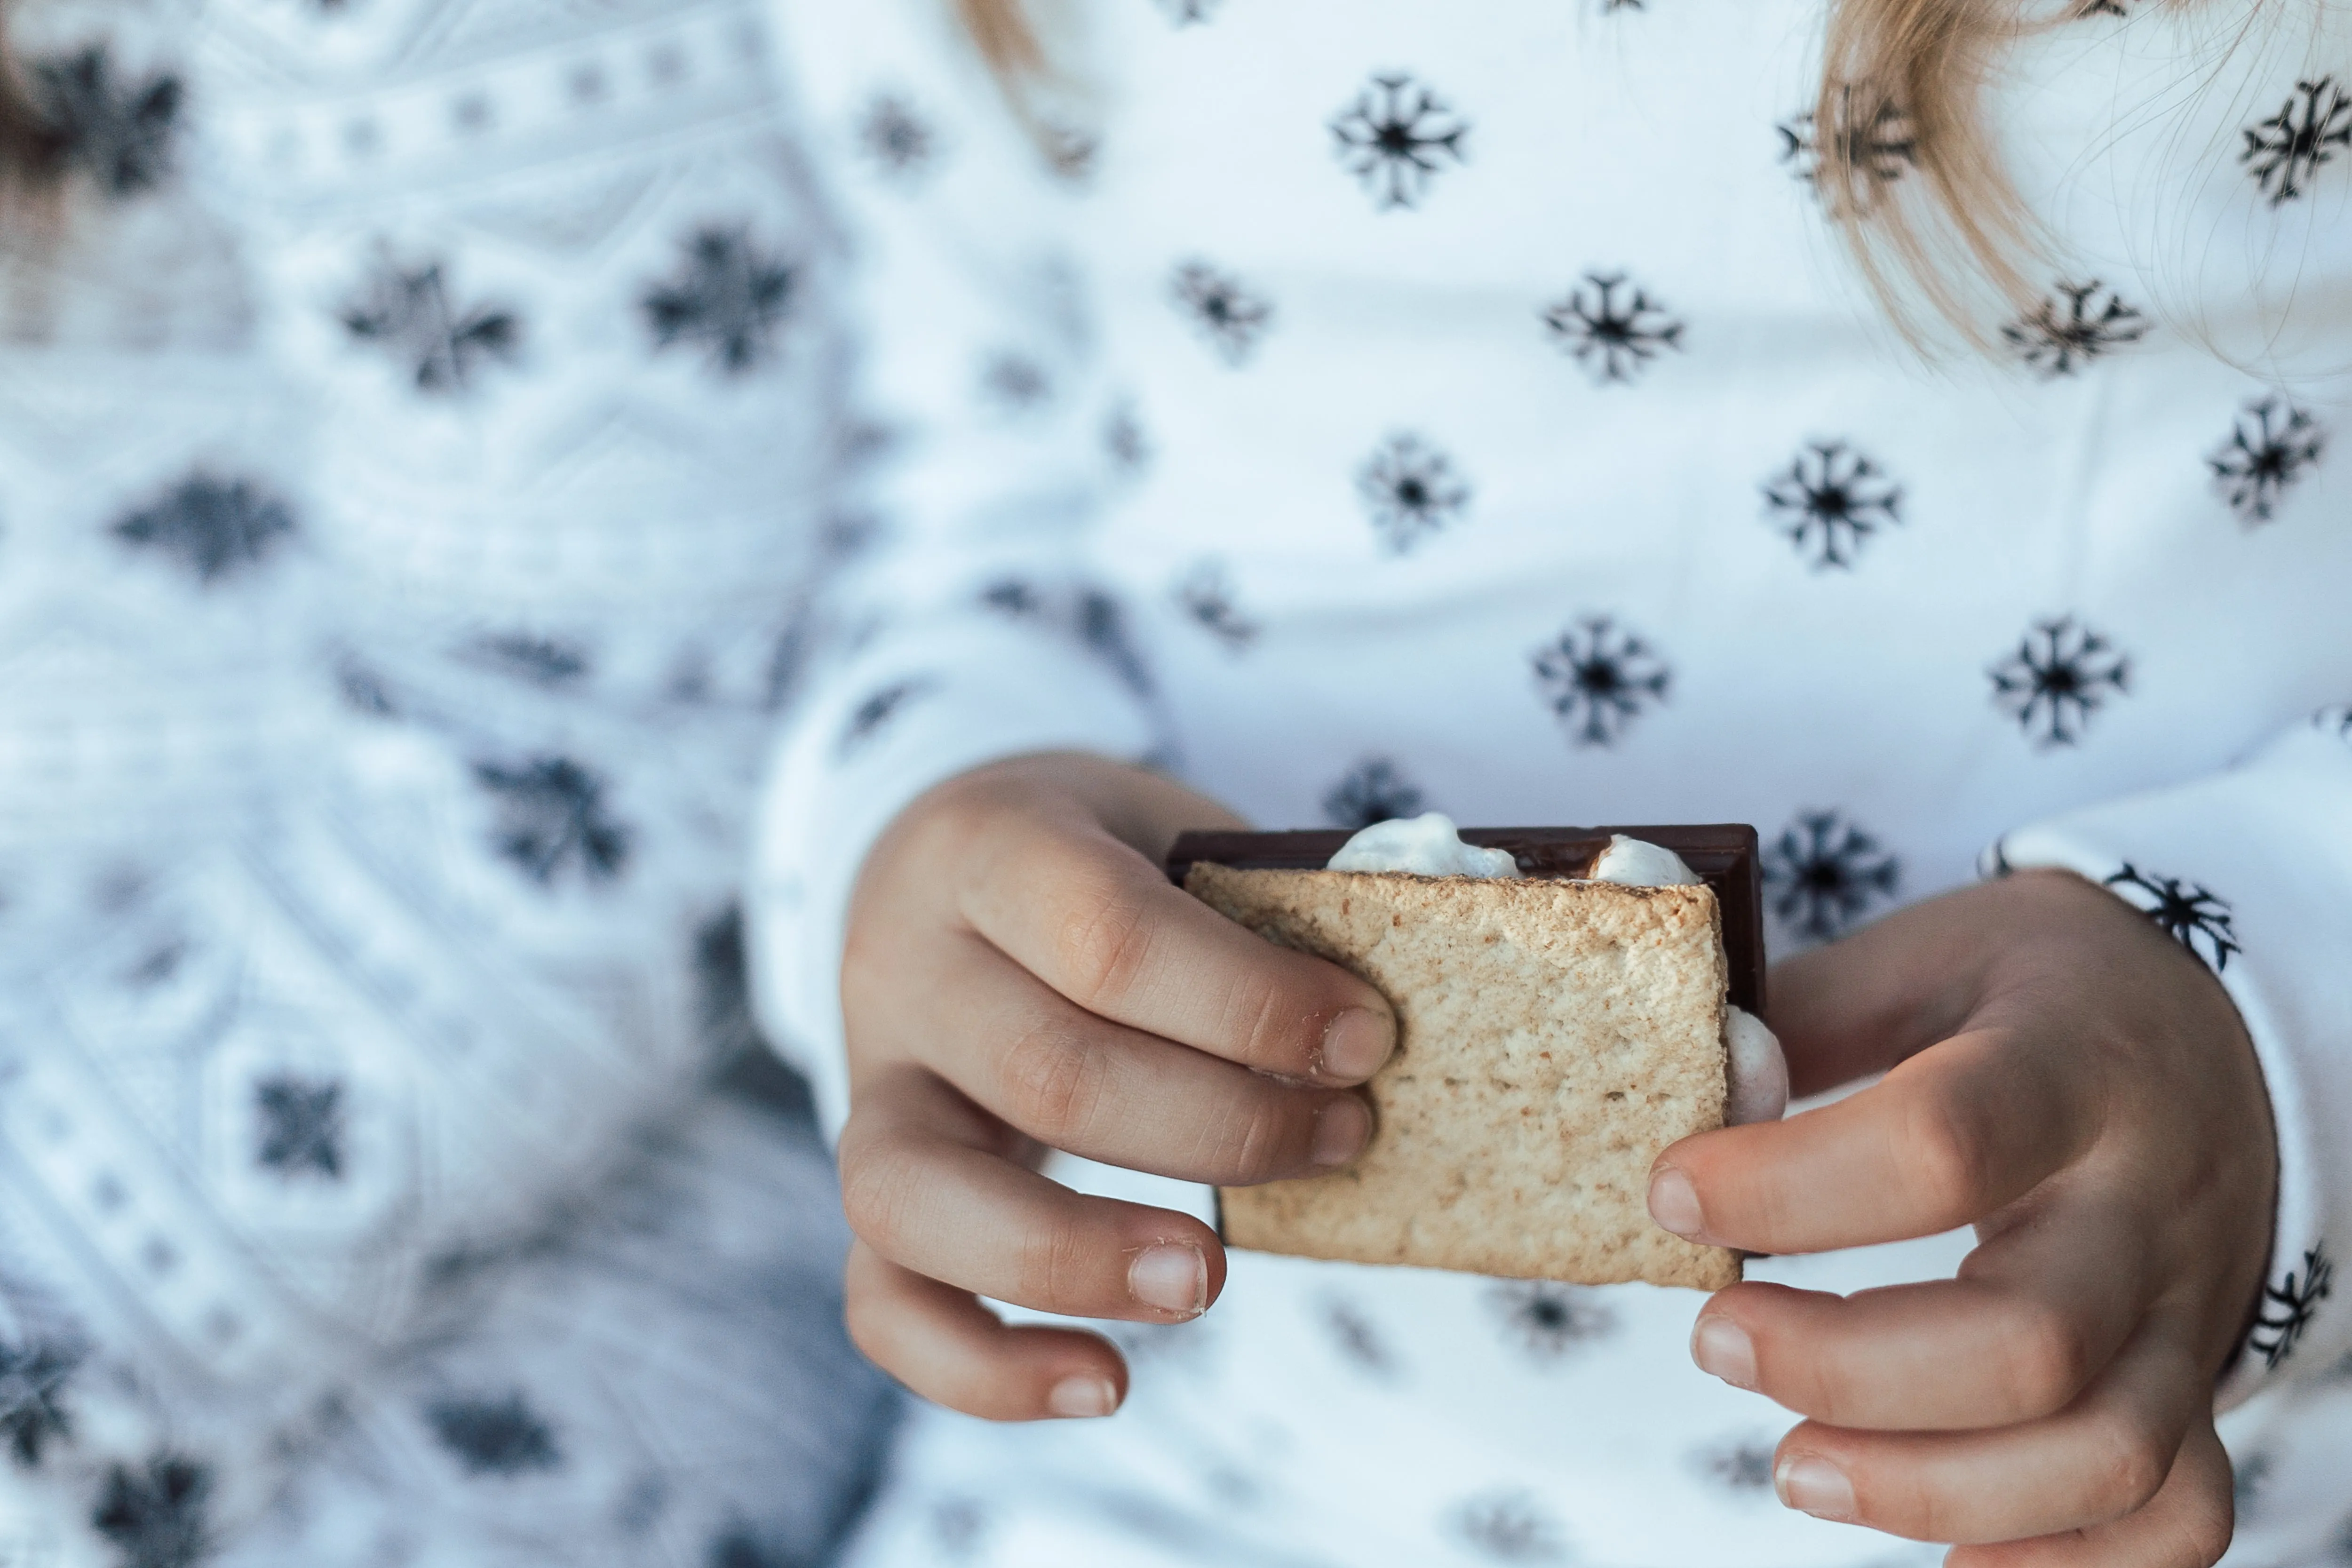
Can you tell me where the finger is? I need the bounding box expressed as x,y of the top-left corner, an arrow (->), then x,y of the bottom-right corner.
1944,1419 -> 2234,1568
844,1240 -> 1131,1422
876,930 -> 1372,1184
839,1065 -> 1230,1321
1771,1317 -> 2207,1544
957,812 -> 1398,1084
1651,1024 -> 2095,1253
1692,1187 -> 2151,1429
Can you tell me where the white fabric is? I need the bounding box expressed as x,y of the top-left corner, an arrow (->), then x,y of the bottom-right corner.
750,0 -> 2352,1561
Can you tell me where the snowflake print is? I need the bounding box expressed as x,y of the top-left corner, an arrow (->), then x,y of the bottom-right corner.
1357,433 -> 1470,553
2318,703 -> 2352,742
978,351 -> 1051,413
253,1075 -> 343,1179
1170,261 -> 1273,365
471,757 -> 631,885
2233,1451 -> 2274,1511
2103,864 -> 2240,971
424,1392 -> 563,1475
641,226 -> 797,376
1330,73 -> 1469,211
1175,561 -> 1259,650
1988,617 -> 2130,747
1488,1281 -> 1616,1359
341,258 -> 520,395
857,93 -> 937,180
708,1526 -> 791,1568
29,46 -> 181,198
112,475 -> 296,584
1040,122 -> 1098,183
1104,399 -> 1152,473
1533,615 -> 1671,747
1695,1437 -> 1778,1493
92,1454 -> 210,1568
1322,757 -> 1427,829
1542,272 -> 1685,385
1153,0 -> 1220,22
839,677 -> 936,756
469,632 -> 589,687
2001,281 -> 2148,378
1079,590 -> 1155,694
2209,396 -> 2325,525
1777,85 -> 1916,212
1447,1491 -> 1571,1562
2248,1246 -> 2332,1369
1321,1297 -> 1397,1375
980,579 -> 1045,618
1762,440 -> 1903,568
931,1496 -> 988,1560
0,1337 -> 78,1467
1764,810 -> 1901,941
2240,78 -> 2350,206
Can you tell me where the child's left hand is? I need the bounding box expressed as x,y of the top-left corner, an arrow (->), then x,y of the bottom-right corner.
1650,869 -> 2276,1567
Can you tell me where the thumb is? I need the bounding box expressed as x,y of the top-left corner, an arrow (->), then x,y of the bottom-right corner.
1766,895 -> 1990,1099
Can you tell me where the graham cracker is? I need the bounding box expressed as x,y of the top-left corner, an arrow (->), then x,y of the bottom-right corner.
1185,865 -> 1739,1291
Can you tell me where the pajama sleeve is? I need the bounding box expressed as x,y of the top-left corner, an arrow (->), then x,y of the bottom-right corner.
747,4 -> 1156,1139
1989,712 -> 2352,1407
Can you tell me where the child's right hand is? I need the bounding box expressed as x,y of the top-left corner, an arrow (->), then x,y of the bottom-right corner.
833,752 -> 1398,1421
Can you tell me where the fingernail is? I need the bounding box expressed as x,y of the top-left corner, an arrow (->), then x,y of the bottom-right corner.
1775,1455 -> 1855,1521
1319,1008 -> 1394,1082
1690,1316 -> 1756,1390
1648,1167 -> 1705,1239
1128,1243 -> 1206,1316
1046,1376 -> 1118,1419
1311,1096 -> 1372,1166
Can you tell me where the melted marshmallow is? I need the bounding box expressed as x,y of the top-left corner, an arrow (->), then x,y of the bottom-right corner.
1325,812 -> 1521,878
1588,834 -> 1702,886
1723,1005 -> 1789,1126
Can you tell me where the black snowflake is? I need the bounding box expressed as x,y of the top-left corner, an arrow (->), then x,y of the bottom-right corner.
2318,703 -> 2352,742
1322,757 -> 1427,829
29,46 -> 181,198
336,656 -> 397,717
1078,589 -> 1154,695
1542,272 -> 1685,385
1321,1297 -> 1396,1376
1488,1281 -> 1616,1359
2209,396 -> 2325,525
424,1391 -> 563,1476
112,475 -> 297,584
254,1075 -> 343,1179
1764,810 -> 1901,941
2240,79 -> 2350,206
2233,1451 -> 2274,1511
1532,615 -> 1671,747
2103,864 -> 2240,971
1040,122 -> 1098,183
2001,281 -> 2149,378
1777,85 -> 1916,211
1988,617 -> 2130,747
978,351 -> 1051,412
1104,399 -> 1152,473
707,1525 -> 792,1568
857,94 -> 938,180
1357,432 -> 1470,553
1153,0 -> 1220,22
1175,561 -> 1259,650
839,678 -> 935,756
1696,1437 -> 1777,1493
641,227 -> 797,376
469,632 -> 590,687
92,1454 -> 210,1568
0,1337 -> 78,1467
1761,440 -> 1903,568
341,259 -> 520,394
1330,72 -> 1469,211
1447,1491 -> 1571,1562
1169,261 -> 1273,365
471,757 -> 631,885
2248,1246 -> 2332,1370
979,579 -> 1046,618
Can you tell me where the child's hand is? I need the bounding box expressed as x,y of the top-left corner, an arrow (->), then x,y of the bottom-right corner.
834,753 -> 1396,1421
1653,871 -> 2275,1567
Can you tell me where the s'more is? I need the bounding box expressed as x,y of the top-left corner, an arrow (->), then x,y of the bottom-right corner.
1167,816 -> 1773,1292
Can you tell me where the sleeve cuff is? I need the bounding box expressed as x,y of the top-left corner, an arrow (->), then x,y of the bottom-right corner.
745,616 -> 1158,1141
1985,720 -> 2352,1409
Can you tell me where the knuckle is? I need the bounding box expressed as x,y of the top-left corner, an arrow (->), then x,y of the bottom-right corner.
2085,1416 -> 2175,1519
999,1021 -> 1112,1146
1902,1093 -> 1994,1221
1199,1090 -> 1302,1182
1051,874 -> 1159,1011
837,1149 -> 918,1256
1999,1297 -> 2095,1416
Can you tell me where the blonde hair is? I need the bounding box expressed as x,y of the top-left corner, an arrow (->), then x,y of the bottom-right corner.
955,0 -> 2054,340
